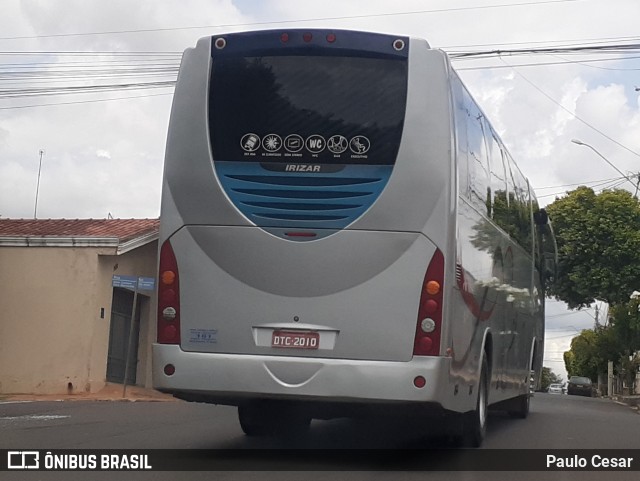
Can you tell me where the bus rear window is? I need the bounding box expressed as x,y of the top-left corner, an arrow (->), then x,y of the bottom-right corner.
209,55 -> 407,165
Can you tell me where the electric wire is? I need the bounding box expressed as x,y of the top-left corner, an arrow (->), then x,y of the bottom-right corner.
0,0 -> 583,41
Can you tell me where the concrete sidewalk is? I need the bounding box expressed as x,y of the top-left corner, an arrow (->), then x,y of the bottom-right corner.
0,383 -> 178,403
611,394 -> 640,410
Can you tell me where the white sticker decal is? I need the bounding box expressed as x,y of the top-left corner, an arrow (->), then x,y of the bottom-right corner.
262,134 -> 282,152
327,135 -> 348,154
306,135 -> 325,153
284,134 -> 304,152
349,136 -> 370,154
240,133 -> 261,152
189,329 -> 218,344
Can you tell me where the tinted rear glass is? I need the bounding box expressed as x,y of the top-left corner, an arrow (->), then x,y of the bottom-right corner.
210,55 -> 408,165
570,377 -> 591,384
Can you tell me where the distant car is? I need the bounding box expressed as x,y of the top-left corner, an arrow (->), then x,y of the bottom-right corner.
567,376 -> 593,397
548,383 -> 563,394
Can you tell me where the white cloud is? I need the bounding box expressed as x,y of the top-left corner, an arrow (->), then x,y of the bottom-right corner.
96,149 -> 111,160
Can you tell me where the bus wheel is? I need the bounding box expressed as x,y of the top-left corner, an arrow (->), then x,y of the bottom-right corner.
507,394 -> 530,419
459,357 -> 489,447
238,402 -> 277,436
238,401 -> 311,437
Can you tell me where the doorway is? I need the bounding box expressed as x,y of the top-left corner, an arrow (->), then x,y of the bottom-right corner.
106,287 -> 143,384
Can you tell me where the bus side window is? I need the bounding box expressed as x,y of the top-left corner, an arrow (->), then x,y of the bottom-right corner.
452,76 -> 470,200
464,90 -> 490,215
487,128 -> 509,234
505,155 -> 532,254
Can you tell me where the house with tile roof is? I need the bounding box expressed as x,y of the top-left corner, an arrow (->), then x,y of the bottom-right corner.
0,219 -> 160,395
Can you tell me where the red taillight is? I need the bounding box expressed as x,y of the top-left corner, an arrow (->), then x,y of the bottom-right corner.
157,240 -> 180,344
414,376 -> 426,388
413,248 -> 444,356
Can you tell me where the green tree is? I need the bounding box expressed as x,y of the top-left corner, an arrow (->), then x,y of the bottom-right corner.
609,296 -> 640,390
609,296 -> 640,355
564,329 -> 600,380
545,187 -> 640,309
563,327 -> 624,381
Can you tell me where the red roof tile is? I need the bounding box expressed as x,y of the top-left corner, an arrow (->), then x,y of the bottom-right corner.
0,219 -> 159,242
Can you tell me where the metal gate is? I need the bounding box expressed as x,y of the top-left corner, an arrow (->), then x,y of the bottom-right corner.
106,287 -> 142,384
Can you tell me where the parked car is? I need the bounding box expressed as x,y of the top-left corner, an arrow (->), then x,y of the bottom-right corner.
548,383 -> 564,394
567,376 -> 594,397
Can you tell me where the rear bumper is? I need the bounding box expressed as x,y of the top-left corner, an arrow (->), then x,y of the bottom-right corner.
153,343 -> 454,408
568,387 -> 593,397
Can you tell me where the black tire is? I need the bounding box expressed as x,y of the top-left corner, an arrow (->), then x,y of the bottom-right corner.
507,393 -> 530,419
450,357 -> 489,448
238,402 -> 277,436
464,357 -> 489,447
238,401 -> 311,437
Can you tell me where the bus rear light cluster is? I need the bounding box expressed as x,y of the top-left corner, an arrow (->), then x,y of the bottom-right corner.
413,248 -> 444,356
157,240 -> 181,344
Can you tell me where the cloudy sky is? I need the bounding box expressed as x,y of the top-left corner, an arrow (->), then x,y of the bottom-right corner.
2,0 -> 639,379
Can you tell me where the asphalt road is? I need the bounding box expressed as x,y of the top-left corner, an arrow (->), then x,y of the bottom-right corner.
1,393 -> 639,480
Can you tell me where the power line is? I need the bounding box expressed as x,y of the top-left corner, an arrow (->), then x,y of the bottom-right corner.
0,92 -> 173,110
546,310 -> 593,319
0,1 -> 583,41
441,34 -> 640,50
500,58 -> 640,186
536,176 -> 635,199
455,54 -> 640,71
536,175 -> 627,190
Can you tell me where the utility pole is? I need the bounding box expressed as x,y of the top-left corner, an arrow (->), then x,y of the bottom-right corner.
594,305 -> 600,329
33,149 -> 45,219
634,172 -> 640,200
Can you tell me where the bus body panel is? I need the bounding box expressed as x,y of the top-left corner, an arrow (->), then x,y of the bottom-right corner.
153,344 -> 465,409
154,29 -> 550,419
172,226 -> 430,362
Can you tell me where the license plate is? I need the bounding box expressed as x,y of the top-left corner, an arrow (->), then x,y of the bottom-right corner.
272,330 -> 319,350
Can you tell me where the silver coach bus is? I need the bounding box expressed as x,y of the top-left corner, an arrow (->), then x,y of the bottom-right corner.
153,29 -> 556,447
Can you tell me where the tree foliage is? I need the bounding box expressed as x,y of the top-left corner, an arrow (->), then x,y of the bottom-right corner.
545,187 -> 640,309
564,326 -> 626,382
609,295 -> 640,388
563,329 -> 600,380
609,296 -> 640,355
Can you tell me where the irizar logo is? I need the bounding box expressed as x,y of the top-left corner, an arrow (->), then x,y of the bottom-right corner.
285,164 -> 321,172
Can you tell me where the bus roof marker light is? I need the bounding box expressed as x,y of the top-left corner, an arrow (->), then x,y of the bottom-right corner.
393,39 -> 405,51
280,33 -> 289,43
214,37 -> 226,49
326,33 -> 336,43
303,32 -> 313,43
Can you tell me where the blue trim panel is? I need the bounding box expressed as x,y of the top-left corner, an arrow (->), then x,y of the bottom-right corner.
215,162 -> 393,239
